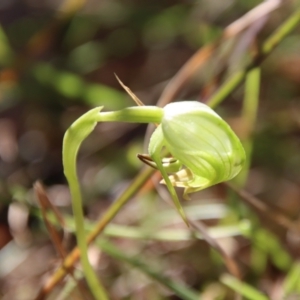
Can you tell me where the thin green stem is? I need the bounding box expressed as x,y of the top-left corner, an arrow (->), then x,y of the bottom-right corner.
63,107 -> 109,300
85,167 -> 155,244
236,67 -> 261,186
243,68 -> 260,129
262,7 -> 300,55
208,7 -> 300,108
208,71 -> 245,108
61,105 -> 164,299
97,106 -> 163,123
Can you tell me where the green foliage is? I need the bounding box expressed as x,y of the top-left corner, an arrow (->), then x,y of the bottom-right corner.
1,2 -> 300,300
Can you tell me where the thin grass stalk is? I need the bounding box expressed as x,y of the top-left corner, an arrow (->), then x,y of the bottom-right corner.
236,66 -> 261,186
207,7 -> 300,108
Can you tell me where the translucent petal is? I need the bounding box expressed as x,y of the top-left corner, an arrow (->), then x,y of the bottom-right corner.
161,101 -> 245,191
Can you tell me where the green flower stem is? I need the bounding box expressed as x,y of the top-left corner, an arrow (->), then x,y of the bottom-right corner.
63,107 -> 109,300
96,106 -> 163,123
208,7 -> 300,108
84,167 -> 155,243
62,106 -> 164,299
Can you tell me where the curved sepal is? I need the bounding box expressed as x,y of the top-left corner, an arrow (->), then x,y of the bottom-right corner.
149,125 -> 189,225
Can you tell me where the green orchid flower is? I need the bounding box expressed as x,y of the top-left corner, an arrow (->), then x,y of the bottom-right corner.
150,101 -> 245,196
62,100 -> 245,296
137,101 -> 245,224
64,100 -> 245,227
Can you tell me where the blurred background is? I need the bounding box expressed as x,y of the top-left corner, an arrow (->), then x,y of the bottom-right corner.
1,0 -> 300,299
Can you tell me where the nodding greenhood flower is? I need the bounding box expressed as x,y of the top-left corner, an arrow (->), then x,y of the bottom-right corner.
139,101 -> 245,224
64,100 -> 245,225
148,101 -> 245,198
62,85 -> 246,294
